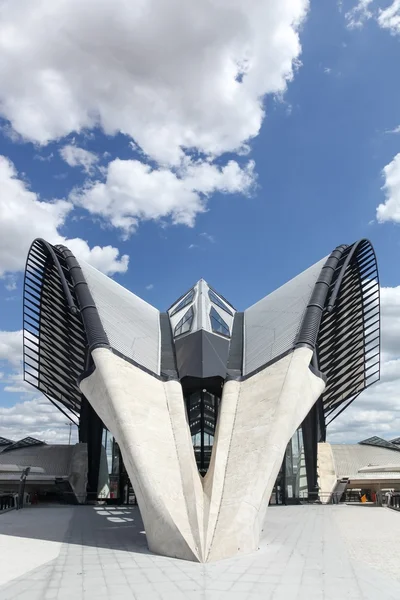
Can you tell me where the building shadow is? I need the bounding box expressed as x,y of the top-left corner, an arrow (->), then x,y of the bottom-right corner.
0,504 -> 152,555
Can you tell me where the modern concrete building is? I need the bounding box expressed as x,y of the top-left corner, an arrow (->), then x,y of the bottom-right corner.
318,436 -> 400,503
0,436 -> 87,503
22,238 -> 380,561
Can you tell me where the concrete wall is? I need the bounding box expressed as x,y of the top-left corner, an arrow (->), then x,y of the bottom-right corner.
317,442 -> 337,504
80,347 -> 324,562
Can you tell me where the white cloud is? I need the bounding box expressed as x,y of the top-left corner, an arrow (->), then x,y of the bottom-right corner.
344,0 -> 400,34
71,158 -> 255,238
0,330 -> 22,368
378,0 -> 400,35
0,0 -> 309,166
145,284 -> 154,290
345,0 -> 374,29
376,153 -> 400,223
0,397 -> 78,444
386,125 -> 400,134
200,232 -> 216,243
60,144 -> 99,173
328,286 -> 400,443
0,155 -> 129,276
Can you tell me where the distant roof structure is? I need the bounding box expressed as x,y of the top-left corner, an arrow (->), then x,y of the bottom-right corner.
391,437 -> 400,446
331,443 -> 400,481
0,437 -> 13,446
2,437 -> 45,454
359,436 -> 400,453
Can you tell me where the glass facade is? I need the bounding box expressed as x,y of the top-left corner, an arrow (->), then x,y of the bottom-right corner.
185,390 -> 220,475
170,289 -> 195,317
284,427 -> 308,502
174,306 -> 194,337
210,306 -> 230,337
208,289 -> 233,316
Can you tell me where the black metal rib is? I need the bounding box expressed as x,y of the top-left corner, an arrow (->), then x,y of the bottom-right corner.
23,239 -> 108,419
313,239 -> 380,426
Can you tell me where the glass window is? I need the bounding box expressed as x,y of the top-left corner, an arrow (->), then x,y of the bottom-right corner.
210,306 -> 230,337
170,289 -> 195,317
208,289 -> 233,316
174,306 -> 194,337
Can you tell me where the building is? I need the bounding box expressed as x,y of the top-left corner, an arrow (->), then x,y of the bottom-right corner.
0,436 -> 87,504
22,237 -> 380,561
319,436 -> 400,504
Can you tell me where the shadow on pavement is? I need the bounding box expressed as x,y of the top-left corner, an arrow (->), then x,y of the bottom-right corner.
0,504 -> 152,555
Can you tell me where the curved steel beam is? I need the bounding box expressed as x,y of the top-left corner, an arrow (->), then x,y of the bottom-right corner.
56,245 -> 109,352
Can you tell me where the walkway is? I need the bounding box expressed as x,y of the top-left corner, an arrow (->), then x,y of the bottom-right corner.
0,504 -> 399,599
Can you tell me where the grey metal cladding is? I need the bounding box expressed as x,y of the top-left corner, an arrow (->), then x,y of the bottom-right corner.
174,330 -> 229,380
243,257 -> 327,375
79,261 -> 161,375
227,312 -> 244,376
159,313 -> 178,379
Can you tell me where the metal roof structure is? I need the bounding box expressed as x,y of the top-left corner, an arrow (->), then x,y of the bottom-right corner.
22,237 -> 380,431
330,443 -> 400,481
359,436 -> 400,453
1,437 -> 45,454
0,437 -> 13,447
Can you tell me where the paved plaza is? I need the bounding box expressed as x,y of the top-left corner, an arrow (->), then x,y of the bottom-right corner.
0,503 -> 399,599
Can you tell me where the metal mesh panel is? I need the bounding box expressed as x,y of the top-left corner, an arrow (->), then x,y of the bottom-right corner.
23,240 -> 87,421
317,240 -> 380,425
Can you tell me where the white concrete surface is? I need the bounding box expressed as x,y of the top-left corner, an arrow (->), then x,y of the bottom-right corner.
0,506 -> 73,587
318,442 -> 337,504
0,504 -> 399,599
204,347 -> 325,561
80,347 -> 324,562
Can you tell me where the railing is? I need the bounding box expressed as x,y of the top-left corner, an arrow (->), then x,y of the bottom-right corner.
389,493 -> 400,511
0,494 -> 16,512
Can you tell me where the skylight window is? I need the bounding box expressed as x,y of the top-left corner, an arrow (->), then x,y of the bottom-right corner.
170,289 -> 195,317
210,307 -> 230,337
208,290 -> 233,316
174,306 -> 194,337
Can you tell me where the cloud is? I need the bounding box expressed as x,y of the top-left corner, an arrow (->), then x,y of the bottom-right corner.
0,397 -> 78,444
386,125 -> 400,134
200,232 -> 216,243
60,144 -> 99,173
378,0 -> 400,35
145,284 -> 154,290
0,0 -> 308,166
345,0 -> 374,29
344,0 -> 400,35
0,330 -> 22,368
0,155 -> 129,276
376,153 -> 400,223
71,158 -> 255,237
328,286 -> 400,443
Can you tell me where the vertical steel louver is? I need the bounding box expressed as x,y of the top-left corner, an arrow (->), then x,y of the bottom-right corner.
316,240 -> 380,424
23,240 -> 88,423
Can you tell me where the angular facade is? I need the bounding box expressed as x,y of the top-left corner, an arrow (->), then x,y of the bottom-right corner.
23,238 -> 380,561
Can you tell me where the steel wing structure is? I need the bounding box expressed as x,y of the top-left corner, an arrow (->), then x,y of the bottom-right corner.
23,238 -> 380,562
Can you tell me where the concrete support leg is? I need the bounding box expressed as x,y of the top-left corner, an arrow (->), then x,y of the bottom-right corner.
80,347 -> 324,562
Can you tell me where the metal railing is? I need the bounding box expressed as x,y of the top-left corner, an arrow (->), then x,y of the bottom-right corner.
0,494 -> 16,512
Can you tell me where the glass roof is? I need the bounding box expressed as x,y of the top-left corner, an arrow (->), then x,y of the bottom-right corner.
208,289 -> 233,316
2,437 -> 45,453
174,306 -> 194,337
359,436 -> 400,452
0,437 -> 13,446
170,289 -> 195,317
210,306 -> 230,337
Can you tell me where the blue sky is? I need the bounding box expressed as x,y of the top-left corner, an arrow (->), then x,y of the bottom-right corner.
0,0 -> 399,443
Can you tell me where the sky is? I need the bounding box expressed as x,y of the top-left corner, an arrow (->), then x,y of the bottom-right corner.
0,0 -> 399,445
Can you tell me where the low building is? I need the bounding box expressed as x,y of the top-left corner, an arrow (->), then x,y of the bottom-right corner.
318,436 -> 400,503
0,436 -> 87,504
